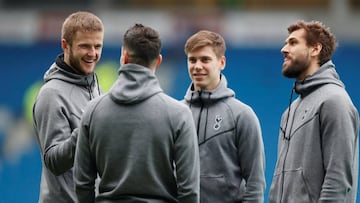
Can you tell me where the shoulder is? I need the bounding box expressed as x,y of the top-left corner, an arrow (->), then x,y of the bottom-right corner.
315,86 -> 358,119
81,94 -> 109,123
37,79 -> 73,99
35,84 -> 64,106
154,94 -> 193,121
157,93 -> 189,110
224,97 -> 257,116
84,94 -> 109,114
318,85 -> 355,108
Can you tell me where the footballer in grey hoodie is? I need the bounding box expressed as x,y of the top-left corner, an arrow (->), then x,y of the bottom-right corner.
32,11 -> 104,203
74,23 -> 199,203
33,54 -> 102,202
74,65 -> 200,203
183,74 -> 266,203
269,61 -> 359,202
270,20 -> 359,203
183,30 -> 265,203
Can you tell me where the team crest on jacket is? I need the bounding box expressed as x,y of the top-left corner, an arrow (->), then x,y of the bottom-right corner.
213,115 -> 223,130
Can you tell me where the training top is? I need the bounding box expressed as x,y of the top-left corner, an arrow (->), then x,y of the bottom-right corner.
269,60 -> 359,203
74,64 -> 200,203
183,74 -> 266,203
33,54 -> 101,203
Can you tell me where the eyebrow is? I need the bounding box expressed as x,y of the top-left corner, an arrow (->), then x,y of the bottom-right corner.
284,37 -> 298,45
188,55 -> 211,59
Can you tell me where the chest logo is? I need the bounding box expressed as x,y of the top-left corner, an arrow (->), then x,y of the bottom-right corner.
301,108 -> 310,120
213,115 -> 223,130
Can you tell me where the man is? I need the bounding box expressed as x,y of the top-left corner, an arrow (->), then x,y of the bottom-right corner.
269,20 -> 359,202
183,30 -> 266,202
74,23 -> 200,203
32,11 -> 104,203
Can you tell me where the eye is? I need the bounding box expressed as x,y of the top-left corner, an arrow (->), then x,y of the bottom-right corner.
188,58 -> 196,63
79,44 -> 90,49
95,44 -> 102,50
201,57 -> 211,63
288,39 -> 298,46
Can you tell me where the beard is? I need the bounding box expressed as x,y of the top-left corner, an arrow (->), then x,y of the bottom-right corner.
282,54 -> 311,79
68,48 -> 83,74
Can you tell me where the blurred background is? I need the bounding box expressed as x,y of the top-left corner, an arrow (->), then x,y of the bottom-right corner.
0,0 -> 359,202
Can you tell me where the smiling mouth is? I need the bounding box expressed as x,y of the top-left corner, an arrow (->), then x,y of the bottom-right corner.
193,72 -> 206,76
84,59 -> 95,63
193,74 -> 205,79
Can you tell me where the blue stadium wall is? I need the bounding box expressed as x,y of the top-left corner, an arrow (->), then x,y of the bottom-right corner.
0,43 -> 359,202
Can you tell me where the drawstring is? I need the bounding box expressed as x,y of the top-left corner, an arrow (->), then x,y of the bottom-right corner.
196,91 -> 203,137
281,83 -> 295,140
203,92 -> 211,141
189,92 -> 194,109
85,74 -> 96,100
279,82 -> 296,202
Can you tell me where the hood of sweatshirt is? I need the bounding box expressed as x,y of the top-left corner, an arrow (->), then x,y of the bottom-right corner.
184,74 -> 235,105
294,60 -> 344,97
109,64 -> 163,104
44,54 -> 97,87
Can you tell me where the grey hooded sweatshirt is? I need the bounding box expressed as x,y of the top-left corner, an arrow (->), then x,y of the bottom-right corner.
33,54 -> 101,203
74,64 -> 200,203
183,74 -> 266,203
269,61 -> 359,203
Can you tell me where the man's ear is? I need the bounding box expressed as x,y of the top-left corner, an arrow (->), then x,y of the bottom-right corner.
121,49 -> 129,64
220,55 -> 226,71
61,39 -> 68,51
311,43 -> 322,57
150,54 -> 162,73
156,54 -> 162,68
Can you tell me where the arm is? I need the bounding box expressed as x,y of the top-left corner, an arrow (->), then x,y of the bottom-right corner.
74,110 -> 96,203
319,96 -> 359,202
33,88 -> 78,175
237,107 -> 266,203
173,107 -> 200,203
